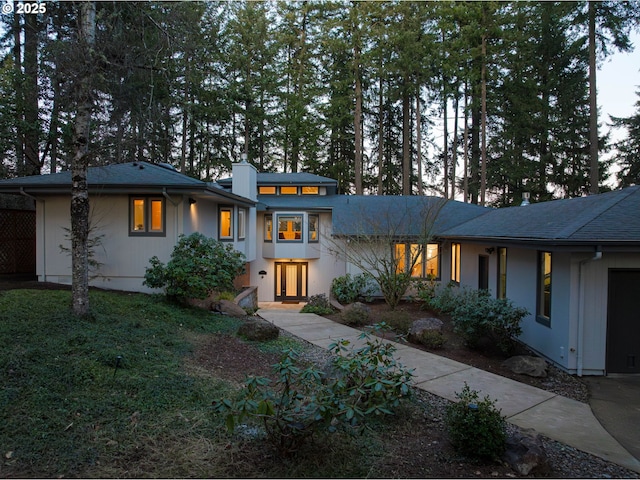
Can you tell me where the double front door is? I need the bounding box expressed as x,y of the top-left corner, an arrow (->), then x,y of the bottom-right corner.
275,262 -> 308,302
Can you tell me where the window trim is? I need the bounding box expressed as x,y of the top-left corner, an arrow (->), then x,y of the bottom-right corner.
129,196 -> 166,237
451,242 -> 461,283
497,247 -> 507,299
276,214 -> 303,243
238,208 -> 246,240
536,251 -> 552,327
219,206 -> 234,241
308,214 -> 319,243
264,213 -> 273,242
394,242 -> 440,280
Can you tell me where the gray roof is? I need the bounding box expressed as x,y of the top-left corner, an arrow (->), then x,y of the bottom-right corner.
258,194 -> 490,237
441,186 -> 640,245
218,172 -> 338,186
0,162 -> 255,206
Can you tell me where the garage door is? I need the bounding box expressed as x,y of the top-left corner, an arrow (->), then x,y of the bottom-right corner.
606,269 -> 640,374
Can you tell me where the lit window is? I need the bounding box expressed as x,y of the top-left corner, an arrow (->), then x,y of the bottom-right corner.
130,197 -> 165,236
309,214 -> 319,242
219,207 -> 233,240
259,186 -> 276,195
264,214 -> 273,242
451,242 -> 461,283
537,251 -> 552,326
277,215 -> 302,241
497,247 -> 507,299
280,186 -> 298,195
394,243 -> 440,279
238,209 -> 246,240
302,186 -> 319,195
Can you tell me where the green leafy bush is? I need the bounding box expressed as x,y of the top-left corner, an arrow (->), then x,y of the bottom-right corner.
426,285 -> 527,355
340,302 -> 370,326
331,273 -> 375,304
446,383 -> 506,461
417,329 -> 446,349
143,232 -> 245,302
301,294 -> 335,315
379,310 -> 412,335
213,325 -> 413,457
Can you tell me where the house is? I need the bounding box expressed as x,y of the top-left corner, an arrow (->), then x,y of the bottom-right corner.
1,160 -> 639,376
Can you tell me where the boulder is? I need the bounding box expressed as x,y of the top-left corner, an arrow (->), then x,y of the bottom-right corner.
502,428 -> 551,476
502,355 -> 548,378
237,318 -> 280,341
340,302 -> 371,326
408,317 -> 444,343
214,299 -> 248,318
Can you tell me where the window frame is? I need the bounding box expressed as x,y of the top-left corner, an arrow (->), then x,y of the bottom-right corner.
536,251 -> 552,327
302,186 -> 319,195
237,208 -> 246,240
308,214 -> 319,243
394,242 -> 440,280
451,242 -> 461,284
276,214 -> 303,243
129,196 -> 166,237
280,186 -> 298,195
497,247 -> 507,299
219,206 -> 234,241
264,213 -> 273,242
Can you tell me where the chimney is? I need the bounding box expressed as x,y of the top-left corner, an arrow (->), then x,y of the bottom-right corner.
232,158 -> 257,201
520,192 -> 530,206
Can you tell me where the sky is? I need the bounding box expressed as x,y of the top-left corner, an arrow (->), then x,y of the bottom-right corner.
598,31 -> 640,141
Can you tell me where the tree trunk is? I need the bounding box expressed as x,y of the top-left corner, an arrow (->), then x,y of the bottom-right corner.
480,33 -> 488,206
377,74 -> 384,195
402,80 -> 411,195
354,39 -> 363,195
588,0 -> 599,194
416,92 -> 423,196
13,8 -> 24,173
443,90 -> 449,199
23,13 -> 40,175
71,1 -> 96,317
451,93 -> 459,199
463,86 -> 469,203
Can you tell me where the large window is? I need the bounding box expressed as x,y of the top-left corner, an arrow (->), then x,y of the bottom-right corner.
537,251 -> 552,326
280,186 -> 298,195
451,242 -> 461,283
264,214 -> 273,242
302,186 -> 319,195
497,247 -> 507,299
277,215 -> 303,242
395,243 -> 440,279
219,207 -> 233,240
130,197 -> 165,236
308,214 -> 319,242
259,186 -> 276,195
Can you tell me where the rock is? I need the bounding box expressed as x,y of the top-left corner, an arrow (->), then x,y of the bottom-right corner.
502,355 -> 548,378
408,317 -> 444,342
186,292 -> 218,310
502,428 -> 551,476
214,299 -> 248,318
237,318 -> 280,341
341,302 -> 370,326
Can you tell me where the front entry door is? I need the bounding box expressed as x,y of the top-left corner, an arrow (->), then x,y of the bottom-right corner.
275,262 -> 308,302
606,269 -> 640,374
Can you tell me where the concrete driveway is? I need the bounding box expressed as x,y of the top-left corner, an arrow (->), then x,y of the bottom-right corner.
584,375 -> 640,462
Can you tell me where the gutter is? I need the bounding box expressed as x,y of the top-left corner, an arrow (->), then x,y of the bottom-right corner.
577,247 -> 603,376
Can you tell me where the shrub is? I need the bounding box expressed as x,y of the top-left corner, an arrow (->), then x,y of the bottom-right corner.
425,281 -> 460,314
426,285 -> 528,355
212,325 -> 413,456
340,302 -> 370,326
449,289 -> 527,355
331,274 -> 375,304
446,383 -> 506,461
379,310 -> 412,335
417,329 -> 446,349
301,294 -> 335,315
143,232 -> 245,302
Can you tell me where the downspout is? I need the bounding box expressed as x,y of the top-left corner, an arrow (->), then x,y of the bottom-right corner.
577,247 -> 603,376
162,188 -> 182,244
20,188 -> 44,280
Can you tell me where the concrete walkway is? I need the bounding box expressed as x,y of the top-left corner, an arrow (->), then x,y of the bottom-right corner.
258,304 -> 640,474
